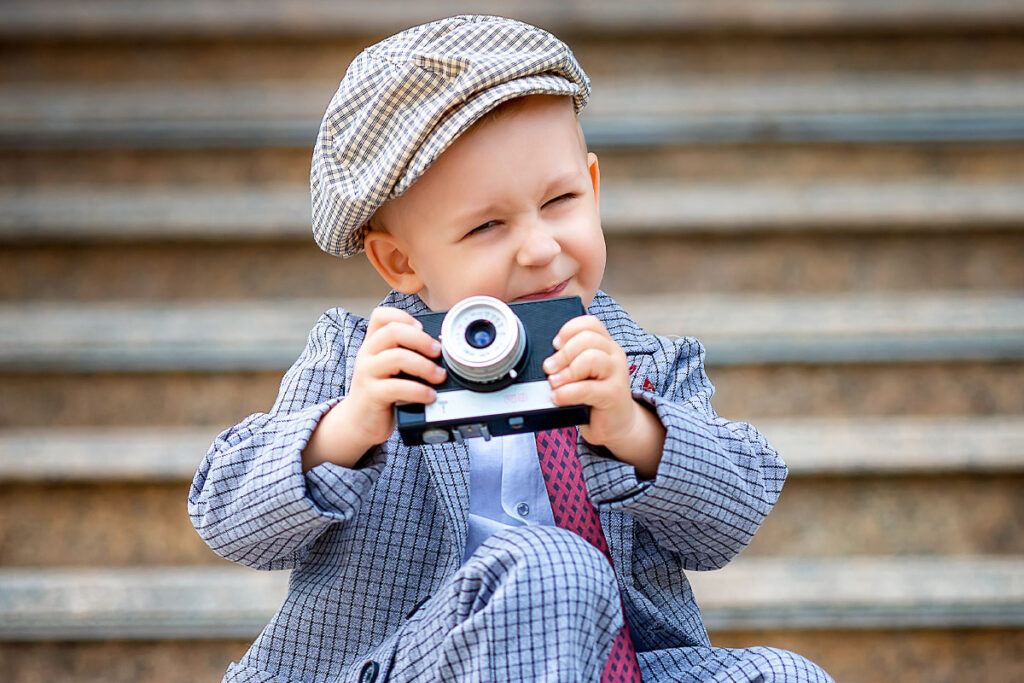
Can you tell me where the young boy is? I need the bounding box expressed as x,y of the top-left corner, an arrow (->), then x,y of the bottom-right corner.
189,15 -> 832,682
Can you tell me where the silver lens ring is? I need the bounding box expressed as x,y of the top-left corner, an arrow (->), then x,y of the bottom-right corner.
440,295 -> 526,384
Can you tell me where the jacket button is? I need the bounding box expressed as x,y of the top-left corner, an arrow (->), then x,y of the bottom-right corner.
359,660 -> 379,683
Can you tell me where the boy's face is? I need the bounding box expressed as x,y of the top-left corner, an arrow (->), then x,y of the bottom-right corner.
365,95 -> 606,311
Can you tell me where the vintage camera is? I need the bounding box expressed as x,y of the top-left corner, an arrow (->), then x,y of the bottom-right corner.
395,295 -> 590,446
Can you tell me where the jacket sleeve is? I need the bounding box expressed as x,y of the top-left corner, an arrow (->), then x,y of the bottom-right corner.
187,309 -> 386,571
579,335 -> 787,570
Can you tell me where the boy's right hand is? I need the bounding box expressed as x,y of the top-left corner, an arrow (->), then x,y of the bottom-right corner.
302,307 -> 446,471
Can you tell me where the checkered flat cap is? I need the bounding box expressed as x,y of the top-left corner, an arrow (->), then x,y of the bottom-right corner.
310,14 -> 591,258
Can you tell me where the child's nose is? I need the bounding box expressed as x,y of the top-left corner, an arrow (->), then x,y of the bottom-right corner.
515,224 -> 561,267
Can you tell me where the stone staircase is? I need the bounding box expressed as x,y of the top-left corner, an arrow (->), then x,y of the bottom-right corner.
1,2 -> 1022,680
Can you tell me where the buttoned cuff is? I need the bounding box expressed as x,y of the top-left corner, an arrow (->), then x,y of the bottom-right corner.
302,404 -> 388,519
578,391 -> 660,506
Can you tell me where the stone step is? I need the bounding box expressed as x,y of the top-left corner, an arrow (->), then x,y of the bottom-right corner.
745,470 -> 1024,558
690,556 -> 1024,630
709,629 -> 1024,683
4,231 -> 1024,303
710,362 -> 1024,420
4,181 -> 1024,245
6,111 -> 1022,150
1,293 -> 1021,373
28,72 -> 1014,120
1,418 -> 1021,566
0,566 -> 287,641
7,477 -> 1021,567
0,641 -> 253,683
0,480 -> 221,567
5,141 -> 1024,188
0,371 -> 285,429
756,416 -> 1024,475
3,72 -> 1022,149
0,426 -> 217,483
0,631 -> 1020,683
4,30 -> 1021,88
3,416 -> 1021,483
4,0 -> 1023,39
3,473 -> 1021,566
3,361 -> 1022,429
0,566 -> 1019,683
1,557 -> 1019,640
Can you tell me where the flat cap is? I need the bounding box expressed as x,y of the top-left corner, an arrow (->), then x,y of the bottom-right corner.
310,14 -> 591,258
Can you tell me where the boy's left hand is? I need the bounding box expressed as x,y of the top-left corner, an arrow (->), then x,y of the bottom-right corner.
543,315 -> 665,479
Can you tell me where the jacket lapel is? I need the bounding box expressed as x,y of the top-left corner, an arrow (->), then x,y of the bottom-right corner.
378,291 -> 469,565
419,440 -> 471,568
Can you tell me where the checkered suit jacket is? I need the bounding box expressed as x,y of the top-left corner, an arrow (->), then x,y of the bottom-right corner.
189,290 -> 787,682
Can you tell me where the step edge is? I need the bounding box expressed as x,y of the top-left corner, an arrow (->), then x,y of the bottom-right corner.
1,558 -> 1020,640
4,416 -> 1023,482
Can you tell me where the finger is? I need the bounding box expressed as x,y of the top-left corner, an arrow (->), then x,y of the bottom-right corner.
366,306 -> 423,337
550,378 -> 617,410
552,315 -> 609,350
364,319 -> 441,358
366,348 -> 447,384
544,328 -> 620,376
548,347 -> 615,388
368,378 -> 439,407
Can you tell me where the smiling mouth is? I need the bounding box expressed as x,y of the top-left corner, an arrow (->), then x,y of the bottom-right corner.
516,278 -> 570,301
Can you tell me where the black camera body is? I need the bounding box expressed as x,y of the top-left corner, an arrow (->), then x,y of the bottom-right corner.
395,295 -> 590,446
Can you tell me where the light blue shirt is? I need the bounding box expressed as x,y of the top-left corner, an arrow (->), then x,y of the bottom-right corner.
463,432 -> 556,563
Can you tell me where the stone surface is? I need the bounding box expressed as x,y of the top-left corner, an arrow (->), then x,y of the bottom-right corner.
4,293 -> 1021,372
746,474 -> 1024,557
709,629 -> 1024,683
7,416 -> 1018,483
0,372 -> 282,428
2,558 -> 1017,638
3,475 -> 1021,566
0,483 -> 222,566
3,232 -> 1023,303
0,640 -> 250,682
3,362 -> 1023,429
709,362 -> 1024,418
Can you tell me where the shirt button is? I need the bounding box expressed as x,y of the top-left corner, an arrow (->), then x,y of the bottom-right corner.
516,502 -> 530,517
359,660 -> 379,683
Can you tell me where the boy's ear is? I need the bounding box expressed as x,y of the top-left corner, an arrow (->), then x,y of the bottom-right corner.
587,152 -> 600,209
363,229 -> 424,295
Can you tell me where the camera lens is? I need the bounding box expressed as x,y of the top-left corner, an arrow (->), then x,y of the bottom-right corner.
466,320 -> 496,349
440,296 -> 527,386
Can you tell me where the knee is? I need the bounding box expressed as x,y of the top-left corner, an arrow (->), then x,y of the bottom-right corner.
475,525 -> 616,580
412,527 -> 624,681
461,525 -> 620,612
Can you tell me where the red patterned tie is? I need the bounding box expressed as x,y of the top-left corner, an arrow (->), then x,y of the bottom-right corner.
535,427 -> 643,682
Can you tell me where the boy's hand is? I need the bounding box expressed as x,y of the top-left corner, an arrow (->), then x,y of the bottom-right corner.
303,307 -> 445,471
543,315 -> 665,479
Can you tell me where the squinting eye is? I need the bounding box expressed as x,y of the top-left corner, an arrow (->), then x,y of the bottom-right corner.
466,221 -> 498,237
543,193 -> 577,208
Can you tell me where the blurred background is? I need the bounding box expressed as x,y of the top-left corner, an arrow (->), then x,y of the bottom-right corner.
1,1 -> 1023,680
